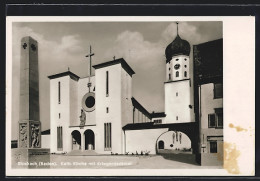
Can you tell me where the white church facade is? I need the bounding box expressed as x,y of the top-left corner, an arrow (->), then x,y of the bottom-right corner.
48,26 -> 196,156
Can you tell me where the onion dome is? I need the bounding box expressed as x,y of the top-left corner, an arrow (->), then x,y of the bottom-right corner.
165,23 -> 191,63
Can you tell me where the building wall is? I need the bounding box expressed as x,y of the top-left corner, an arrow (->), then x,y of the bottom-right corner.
95,64 -> 123,154
69,78 -> 78,126
200,83 -> 223,166
125,128 -> 168,154
121,70 -> 133,127
50,76 -> 72,153
201,83 -> 223,129
41,135 -> 50,148
165,80 -> 194,123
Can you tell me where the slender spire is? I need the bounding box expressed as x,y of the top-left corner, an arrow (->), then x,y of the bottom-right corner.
176,22 -> 179,35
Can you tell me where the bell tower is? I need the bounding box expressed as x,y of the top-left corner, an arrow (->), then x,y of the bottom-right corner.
164,22 -> 194,124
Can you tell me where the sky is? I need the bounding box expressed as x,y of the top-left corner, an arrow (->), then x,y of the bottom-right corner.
11,21 -> 222,139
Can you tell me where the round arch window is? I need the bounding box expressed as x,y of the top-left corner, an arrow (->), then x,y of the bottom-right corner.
82,92 -> 95,112
85,96 -> 95,108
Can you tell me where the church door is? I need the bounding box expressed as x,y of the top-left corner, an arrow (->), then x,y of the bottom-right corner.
158,140 -> 164,149
71,130 -> 81,150
84,129 -> 95,150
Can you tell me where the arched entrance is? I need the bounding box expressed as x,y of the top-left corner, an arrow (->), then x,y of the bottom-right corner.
84,129 -> 95,150
156,131 -> 191,154
71,130 -> 81,150
158,140 -> 164,149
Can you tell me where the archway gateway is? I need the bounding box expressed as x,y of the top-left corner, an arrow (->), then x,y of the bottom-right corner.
71,130 -> 81,150
152,122 -> 199,154
156,130 -> 192,154
84,129 -> 95,150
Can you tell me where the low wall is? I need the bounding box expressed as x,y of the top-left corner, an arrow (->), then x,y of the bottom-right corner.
125,128 -> 168,154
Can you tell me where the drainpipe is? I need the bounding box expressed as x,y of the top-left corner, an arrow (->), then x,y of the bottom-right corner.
124,130 -> 126,154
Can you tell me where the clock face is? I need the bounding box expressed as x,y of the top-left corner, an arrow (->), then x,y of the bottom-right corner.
174,64 -> 180,70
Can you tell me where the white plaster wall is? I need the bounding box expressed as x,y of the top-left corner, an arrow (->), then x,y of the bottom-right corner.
165,80 -> 194,123
157,131 -> 191,150
41,135 -> 50,148
121,70 -> 133,127
125,128 -> 168,154
50,76 -> 71,153
201,83 -> 223,129
69,78 -> 78,126
95,64 -> 123,154
77,76 -> 96,126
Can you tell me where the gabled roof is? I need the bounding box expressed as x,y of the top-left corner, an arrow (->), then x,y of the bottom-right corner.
131,97 -> 151,119
48,71 -> 80,81
93,58 -> 135,77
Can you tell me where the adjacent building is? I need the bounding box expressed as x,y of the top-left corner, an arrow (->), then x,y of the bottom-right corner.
194,39 -> 223,166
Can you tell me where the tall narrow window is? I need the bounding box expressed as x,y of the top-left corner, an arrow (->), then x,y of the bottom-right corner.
169,74 -> 171,80
176,71 -> 179,77
214,83 -> 223,99
176,116 -> 178,120
208,114 -> 216,128
106,107 -> 109,113
215,108 -> 223,128
176,92 -> 178,97
57,126 -> 63,150
58,81 -> 61,104
104,123 -> 112,150
217,112 -> 223,128
210,141 -> 217,153
106,71 -> 109,97
184,71 -> 187,77
59,113 -> 61,119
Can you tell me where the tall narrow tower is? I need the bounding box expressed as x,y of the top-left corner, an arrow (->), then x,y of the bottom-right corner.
164,23 -> 194,124
19,36 -> 41,148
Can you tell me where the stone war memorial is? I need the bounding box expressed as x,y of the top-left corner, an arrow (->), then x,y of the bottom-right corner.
11,36 -> 50,169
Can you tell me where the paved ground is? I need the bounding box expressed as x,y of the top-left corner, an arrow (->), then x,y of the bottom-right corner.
47,153 -> 222,169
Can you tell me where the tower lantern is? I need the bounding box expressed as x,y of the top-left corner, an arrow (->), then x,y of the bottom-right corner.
165,22 -> 191,82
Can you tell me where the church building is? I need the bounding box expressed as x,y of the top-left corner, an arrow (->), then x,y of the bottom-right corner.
47,23 -> 222,166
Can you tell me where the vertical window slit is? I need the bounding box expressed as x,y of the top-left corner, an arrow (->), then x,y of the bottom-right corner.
106,71 -> 109,96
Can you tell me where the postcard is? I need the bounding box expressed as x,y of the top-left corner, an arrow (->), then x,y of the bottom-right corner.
6,16 -> 255,176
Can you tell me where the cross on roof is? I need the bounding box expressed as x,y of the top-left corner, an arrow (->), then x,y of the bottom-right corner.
85,46 -> 95,92
22,43 -> 27,49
